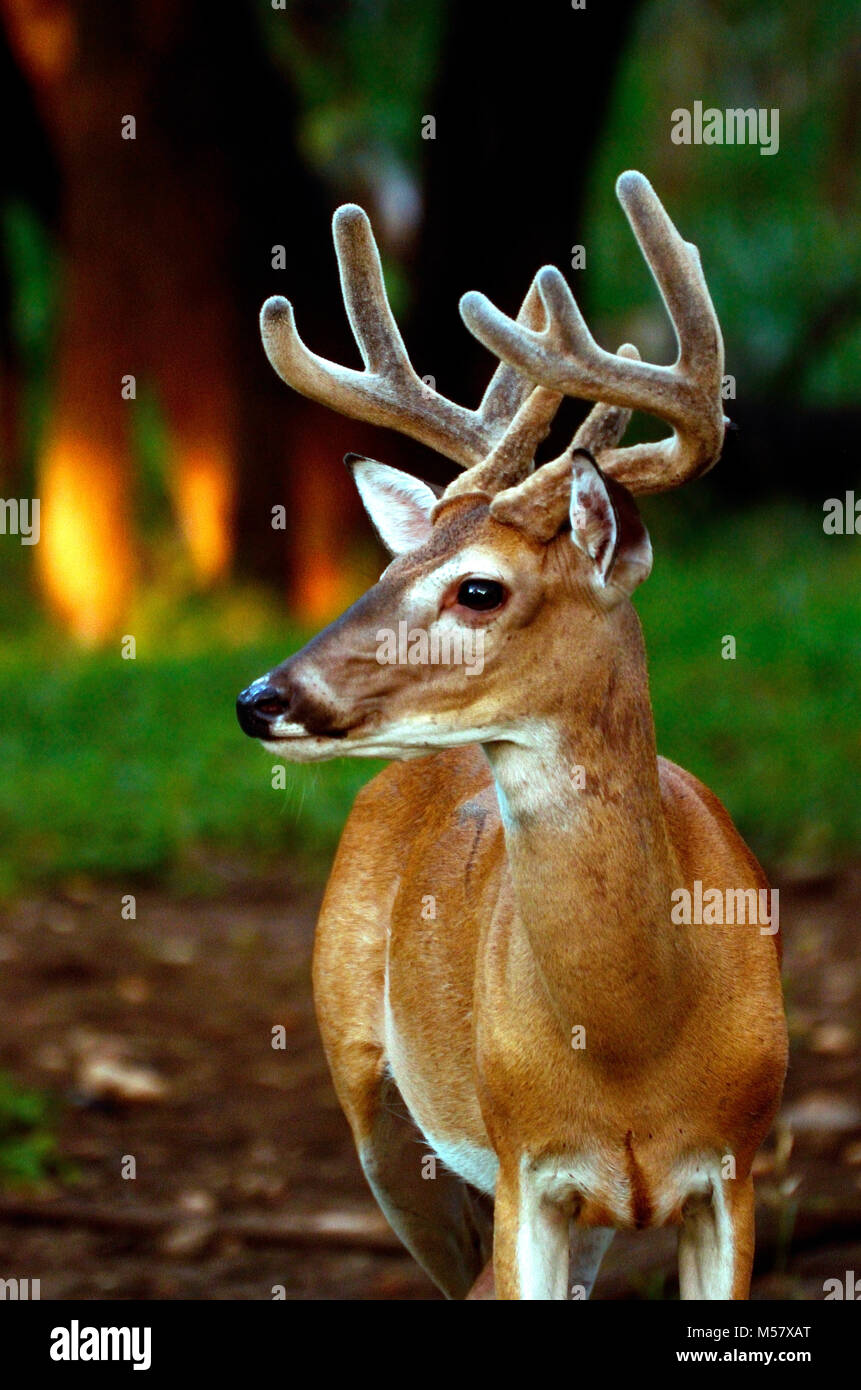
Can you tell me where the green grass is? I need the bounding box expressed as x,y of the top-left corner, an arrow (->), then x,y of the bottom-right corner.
0,618 -> 380,897
637,498 -> 859,865
0,501 -> 856,895
0,1072 -> 70,1189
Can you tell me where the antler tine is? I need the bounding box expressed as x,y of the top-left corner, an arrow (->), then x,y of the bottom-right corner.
459,172 -> 725,495
439,275 -> 562,498
477,275 -> 548,430
572,343 -> 639,455
333,204 -> 414,379
442,385 -> 562,501
260,204 -> 557,472
615,172 -> 719,372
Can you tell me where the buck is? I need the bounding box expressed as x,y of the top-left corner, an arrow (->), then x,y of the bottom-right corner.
237,172 -> 787,1300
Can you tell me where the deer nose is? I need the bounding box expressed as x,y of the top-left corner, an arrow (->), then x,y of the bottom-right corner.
236,680 -> 290,738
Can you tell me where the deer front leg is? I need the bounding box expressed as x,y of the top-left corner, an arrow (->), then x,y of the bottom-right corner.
355,1073 -> 493,1299
493,1163 -> 570,1300
470,1224 -> 614,1300
678,1174 -> 755,1299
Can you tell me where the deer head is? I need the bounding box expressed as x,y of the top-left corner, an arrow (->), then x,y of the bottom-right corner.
237,172 -> 724,761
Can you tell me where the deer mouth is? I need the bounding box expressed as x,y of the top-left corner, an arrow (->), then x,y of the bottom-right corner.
256,712 -> 377,758
265,724 -> 349,743
260,726 -> 393,764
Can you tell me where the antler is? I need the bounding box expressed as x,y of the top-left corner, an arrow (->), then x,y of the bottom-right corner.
260,204 -> 558,471
459,172 -> 725,495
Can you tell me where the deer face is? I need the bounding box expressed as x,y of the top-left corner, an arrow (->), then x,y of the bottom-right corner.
236,452 -> 652,762
239,173 -> 723,762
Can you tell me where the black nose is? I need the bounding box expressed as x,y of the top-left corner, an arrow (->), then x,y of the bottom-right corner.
236,681 -> 290,738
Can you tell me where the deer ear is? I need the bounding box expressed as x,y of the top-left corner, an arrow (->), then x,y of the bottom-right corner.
569,449 -> 652,596
346,455 -> 440,555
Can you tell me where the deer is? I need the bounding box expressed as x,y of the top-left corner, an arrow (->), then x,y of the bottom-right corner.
237,171 -> 788,1300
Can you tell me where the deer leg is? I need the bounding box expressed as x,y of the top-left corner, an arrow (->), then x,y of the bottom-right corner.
678,1174 -> 755,1299
313,853 -> 492,1299
466,1258 -> 496,1299
356,1071 -> 493,1299
474,1222 -> 614,1300
569,1225 -> 615,1299
493,1164 -> 570,1300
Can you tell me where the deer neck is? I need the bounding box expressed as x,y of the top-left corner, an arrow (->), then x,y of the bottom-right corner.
483,602 -> 690,1057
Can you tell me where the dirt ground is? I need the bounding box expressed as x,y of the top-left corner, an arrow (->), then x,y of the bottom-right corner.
0,861 -> 859,1300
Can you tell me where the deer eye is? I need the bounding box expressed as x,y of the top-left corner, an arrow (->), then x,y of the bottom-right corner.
456,578 -> 506,611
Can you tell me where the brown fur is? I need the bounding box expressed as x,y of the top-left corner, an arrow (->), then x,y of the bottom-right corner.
246,174 -> 782,1300
249,488 -> 786,1302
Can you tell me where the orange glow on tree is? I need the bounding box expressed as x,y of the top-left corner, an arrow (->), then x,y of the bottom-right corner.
172,443 -> 234,585
288,424 -> 365,624
37,430 -> 134,645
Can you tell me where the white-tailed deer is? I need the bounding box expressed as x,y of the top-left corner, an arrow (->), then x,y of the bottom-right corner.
238,172 -> 787,1300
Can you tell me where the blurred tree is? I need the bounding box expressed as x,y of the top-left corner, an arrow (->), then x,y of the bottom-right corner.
409,0 -> 639,484
1,0 -> 242,640
0,0 -> 446,633
254,0 -> 448,613
2,0 -> 856,641
0,16 -> 59,491
259,0 -> 444,255
259,1 -> 639,489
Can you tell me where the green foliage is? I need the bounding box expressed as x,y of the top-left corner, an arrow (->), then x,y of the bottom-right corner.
0,199 -> 58,366
0,504 -> 856,896
585,0 -> 860,404
0,198 -> 60,479
259,0 -> 446,316
263,0 -> 444,171
636,498 -> 860,865
0,1073 -> 68,1189
0,590 -> 382,896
